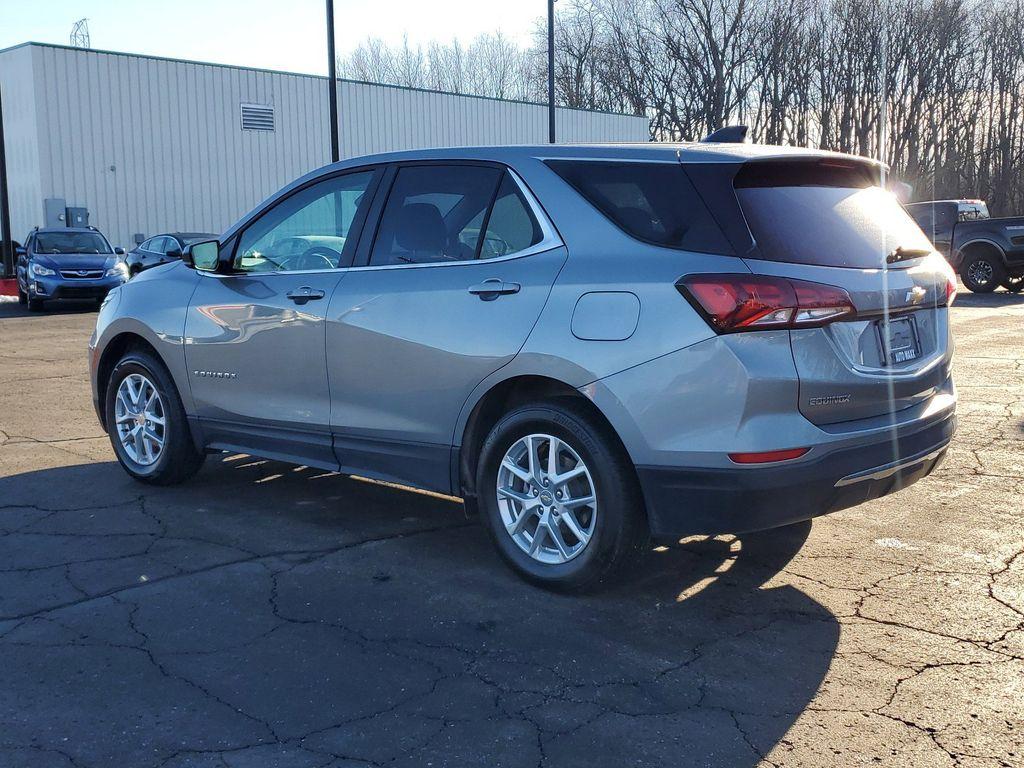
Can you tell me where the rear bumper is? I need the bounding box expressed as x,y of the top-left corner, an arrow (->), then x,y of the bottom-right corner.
636,409 -> 956,539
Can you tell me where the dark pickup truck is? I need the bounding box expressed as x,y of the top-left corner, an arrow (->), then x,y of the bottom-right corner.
905,199 -> 1024,292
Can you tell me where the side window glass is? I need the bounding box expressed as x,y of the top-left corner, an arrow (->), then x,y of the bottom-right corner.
140,238 -> 156,252
480,173 -> 543,259
370,165 -> 502,266
235,170 -> 375,273
546,160 -> 732,253
152,237 -> 171,254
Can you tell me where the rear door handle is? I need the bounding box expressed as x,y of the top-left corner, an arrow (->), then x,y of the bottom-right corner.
468,278 -> 521,301
286,286 -> 326,304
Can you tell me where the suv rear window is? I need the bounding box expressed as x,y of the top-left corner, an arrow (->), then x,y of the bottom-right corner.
546,160 -> 732,254
735,160 -> 934,269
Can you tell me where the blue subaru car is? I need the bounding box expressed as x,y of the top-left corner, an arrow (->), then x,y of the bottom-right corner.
16,227 -> 128,311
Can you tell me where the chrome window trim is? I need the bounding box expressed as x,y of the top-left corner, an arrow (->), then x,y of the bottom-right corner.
198,243 -> 565,280
201,166 -> 563,279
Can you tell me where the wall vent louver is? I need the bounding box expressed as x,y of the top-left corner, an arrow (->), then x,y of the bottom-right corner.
240,103 -> 274,131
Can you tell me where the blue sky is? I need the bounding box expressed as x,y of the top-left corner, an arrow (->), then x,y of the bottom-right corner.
0,0 -> 542,75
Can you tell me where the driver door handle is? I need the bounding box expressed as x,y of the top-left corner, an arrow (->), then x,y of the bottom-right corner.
468,278 -> 521,301
286,286 -> 326,304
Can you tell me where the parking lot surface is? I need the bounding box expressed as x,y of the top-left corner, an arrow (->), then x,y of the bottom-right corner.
0,294 -> 1022,768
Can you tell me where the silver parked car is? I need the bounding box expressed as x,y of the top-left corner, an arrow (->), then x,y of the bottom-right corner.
90,144 -> 958,590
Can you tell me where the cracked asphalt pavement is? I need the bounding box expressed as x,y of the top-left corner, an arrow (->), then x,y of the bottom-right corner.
0,293 -> 1022,768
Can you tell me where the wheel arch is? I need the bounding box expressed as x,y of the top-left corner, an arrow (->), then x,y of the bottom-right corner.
95,332 -> 167,430
955,239 -> 1007,267
455,374 -> 637,506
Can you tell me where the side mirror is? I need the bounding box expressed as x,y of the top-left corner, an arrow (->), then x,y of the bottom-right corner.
183,240 -> 220,271
114,246 -> 125,256
166,247 -> 182,261
15,246 -> 26,259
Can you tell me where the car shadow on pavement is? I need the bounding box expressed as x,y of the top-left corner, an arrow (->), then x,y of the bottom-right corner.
952,290 -> 1024,308
0,298 -> 100,318
0,454 -> 836,767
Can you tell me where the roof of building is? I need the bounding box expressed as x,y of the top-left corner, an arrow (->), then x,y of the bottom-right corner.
0,41 -> 644,119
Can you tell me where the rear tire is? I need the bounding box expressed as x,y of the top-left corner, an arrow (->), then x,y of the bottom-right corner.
105,349 -> 205,485
476,399 -> 647,592
960,252 -> 1005,293
1001,275 -> 1024,293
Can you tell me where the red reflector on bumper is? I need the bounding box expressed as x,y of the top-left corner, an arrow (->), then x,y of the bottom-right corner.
728,447 -> 810,464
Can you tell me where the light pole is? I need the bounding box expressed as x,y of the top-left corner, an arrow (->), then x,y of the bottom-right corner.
326,0 -> 340,163
547,0 -> 556,144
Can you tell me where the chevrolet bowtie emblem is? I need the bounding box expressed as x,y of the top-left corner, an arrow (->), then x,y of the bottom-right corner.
906,286 -> 927,304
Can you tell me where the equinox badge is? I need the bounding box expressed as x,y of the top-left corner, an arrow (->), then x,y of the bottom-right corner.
809,394 -> 851,406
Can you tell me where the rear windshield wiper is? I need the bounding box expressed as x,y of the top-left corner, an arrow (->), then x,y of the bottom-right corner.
887,247 -> 932,264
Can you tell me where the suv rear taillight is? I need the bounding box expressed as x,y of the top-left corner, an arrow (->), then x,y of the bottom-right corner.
939,260 -> 957,306
677,274 -> 856,333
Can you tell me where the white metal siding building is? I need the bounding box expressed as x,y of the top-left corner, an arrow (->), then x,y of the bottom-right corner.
0,42 -> 650,248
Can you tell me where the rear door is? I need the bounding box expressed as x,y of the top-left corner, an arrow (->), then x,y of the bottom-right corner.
326,162 -> 565,492
918,203 -> 956,257
134,238 -> 160,270
148,237 -> 174,268
730,159 -> 954,426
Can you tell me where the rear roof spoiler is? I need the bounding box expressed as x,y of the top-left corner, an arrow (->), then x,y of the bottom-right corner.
701,125 -> 748,144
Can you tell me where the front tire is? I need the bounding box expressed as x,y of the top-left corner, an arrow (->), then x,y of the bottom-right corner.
27,295 -> 44,312
961,252 -> 1005,293
17,284 -> 27,305
476,400 -> 647,591
105,349 -> 205,485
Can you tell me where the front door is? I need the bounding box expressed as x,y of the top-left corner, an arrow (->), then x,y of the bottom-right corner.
184,168 -> 379,467
326,163 -> 566,492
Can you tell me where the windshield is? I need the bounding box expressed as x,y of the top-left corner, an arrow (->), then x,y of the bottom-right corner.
34,232 -> 112,255
736,161 -> 934,268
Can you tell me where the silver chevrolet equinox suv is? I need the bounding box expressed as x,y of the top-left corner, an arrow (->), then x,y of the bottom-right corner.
90,143 -> 957,590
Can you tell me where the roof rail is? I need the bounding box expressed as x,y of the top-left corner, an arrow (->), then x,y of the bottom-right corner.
702,125 -> 748,144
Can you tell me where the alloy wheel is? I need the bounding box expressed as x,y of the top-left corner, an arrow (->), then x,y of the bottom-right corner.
496,433 -> 598,565
967,259 -> 994,287
114,373 -> 166,466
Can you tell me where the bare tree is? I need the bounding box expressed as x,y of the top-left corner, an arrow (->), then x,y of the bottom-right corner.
337,0 -> 1024,214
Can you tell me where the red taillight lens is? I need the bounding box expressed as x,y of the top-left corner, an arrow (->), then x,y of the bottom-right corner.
678,274 -> 856,333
